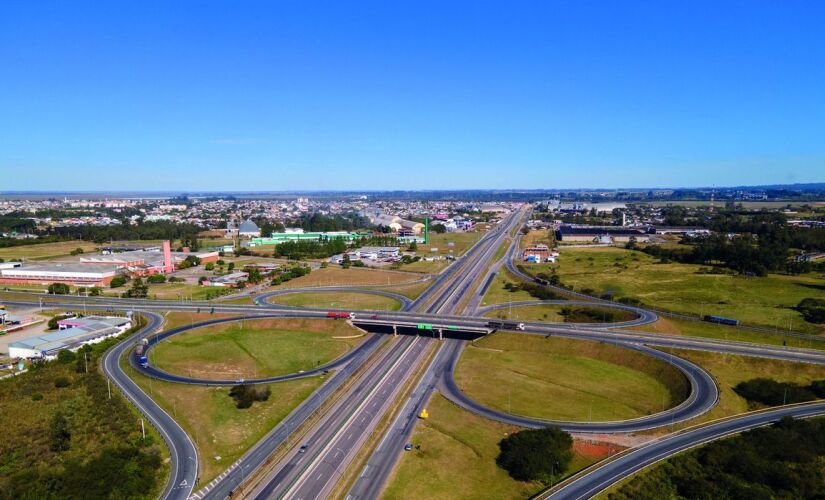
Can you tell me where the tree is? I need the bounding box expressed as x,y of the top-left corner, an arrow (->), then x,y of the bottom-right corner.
496,427 -> 573,482
521,226 -> 530,235
47,283 -> 71,295
122,278 -> 148,298
88,286 -> 103,296
342,254 -> 352,269
70,247 -> 85,256
110,276 -> 127,288
49,411 -> 71,451
432,223 -> 447,234
228,262 -> 235,272
408,241 -> 418,251
205,262 -> 215,271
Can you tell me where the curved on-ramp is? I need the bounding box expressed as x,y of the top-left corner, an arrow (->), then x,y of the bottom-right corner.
133,313 -> 382,386
438,338 -> 719,433
101,312 -> 198,500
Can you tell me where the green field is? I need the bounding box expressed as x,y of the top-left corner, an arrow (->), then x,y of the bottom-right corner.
481,269 -> 540,306
399,231 -> 485,273
383,394 -> 546,499
0,240 -> 100,261
631,316 -> 825,351
656,347 -> 825,430
151,318 -> 364,380
267,291 -> 402,310
525,246 -> 825,334
126,361 -> 323,486
455,332 -> 688,422
270,266 -> 423,288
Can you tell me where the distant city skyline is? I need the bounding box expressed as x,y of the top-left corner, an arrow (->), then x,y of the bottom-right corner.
2,1 -> 824,190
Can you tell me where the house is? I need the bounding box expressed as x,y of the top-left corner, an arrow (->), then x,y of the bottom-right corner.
202,271 -> 249,287
522,244 -> 551,262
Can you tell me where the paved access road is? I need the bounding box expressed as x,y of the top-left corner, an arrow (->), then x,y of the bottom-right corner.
542,402 -> 825,499
101,311 -> 198,500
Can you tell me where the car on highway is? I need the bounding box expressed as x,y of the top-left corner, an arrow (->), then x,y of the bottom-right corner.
299,444 -> 308,453
404,443 -> 413,451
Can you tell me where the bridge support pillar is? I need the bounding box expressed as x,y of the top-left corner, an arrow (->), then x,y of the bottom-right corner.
438,328 -> 443,341
393,324 -> 397,337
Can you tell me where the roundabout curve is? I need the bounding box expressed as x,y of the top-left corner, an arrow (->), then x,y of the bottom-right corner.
254,287 -> 413,310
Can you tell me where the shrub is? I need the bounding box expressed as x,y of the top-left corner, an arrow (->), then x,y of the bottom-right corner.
797,298 -> 825,324
147,274 -> 167,283
205,262 -> 215,271
49,411 -> 71,451
733,378 -> 817,406
31,393 -> 43,401
47,283 -> 71,295
56,349 -> 77,364
54,376 -> 71,388
110,276 -> 127,288
496,427 -> 572,482
229,384 -> 271,409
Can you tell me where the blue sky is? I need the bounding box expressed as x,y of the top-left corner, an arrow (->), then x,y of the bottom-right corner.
1,1 -> 824,191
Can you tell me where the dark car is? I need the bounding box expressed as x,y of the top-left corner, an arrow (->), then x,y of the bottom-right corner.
299,444 -> 308,453
404,443 -> 413,451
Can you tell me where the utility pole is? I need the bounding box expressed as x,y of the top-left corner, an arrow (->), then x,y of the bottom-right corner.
141,419 -> 146,440
84,352 -> 88,373
108,378 -> 111,399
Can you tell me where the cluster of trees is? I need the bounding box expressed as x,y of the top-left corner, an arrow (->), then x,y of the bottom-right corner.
0,316 -> 162,499
797,298 -> 825,324
734,377 -> 825,407
291,213 -> 369,232
559,306 -> 634,323
610,417 -> 825,500
502,281 -> 564,300
496,427 -> 573,483
229,384 -> 271,409
273,239 -> 348,260
47,282 -> 71,295
122,278 -> 149,298
641,232 -> 789,276
50,220 -> 203,244
270,266 -> 311,286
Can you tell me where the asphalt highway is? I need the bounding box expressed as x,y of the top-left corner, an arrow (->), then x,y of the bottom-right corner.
100,311 -> 198,500
542,402 -> 825,499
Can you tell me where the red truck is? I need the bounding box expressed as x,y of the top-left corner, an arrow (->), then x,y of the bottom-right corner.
327,312 -> 355,320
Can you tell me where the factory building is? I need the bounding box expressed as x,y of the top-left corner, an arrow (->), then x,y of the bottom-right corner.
247,232 -> 361,247
556,225 -> 654,243
8,315 -> 132,360
0,263 -> 120,286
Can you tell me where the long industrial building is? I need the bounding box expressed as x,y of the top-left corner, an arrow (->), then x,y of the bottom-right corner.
8,315 -> 132,360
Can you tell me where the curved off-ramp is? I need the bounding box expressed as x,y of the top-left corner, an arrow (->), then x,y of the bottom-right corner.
477,299 -> 658,328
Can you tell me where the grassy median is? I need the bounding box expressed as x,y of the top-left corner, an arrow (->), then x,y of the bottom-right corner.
455,333 -> 688,422
150,318 -> 365,381
266,291 -> 402,311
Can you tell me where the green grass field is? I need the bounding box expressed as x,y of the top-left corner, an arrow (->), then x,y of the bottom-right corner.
481,269 -> 540,306
151,318 -> 364,380
0,240 -> 100,261
267,291 -> 402,310
383,394 -> 546,499
270,266 -> 423,288
455,332 -> 688,422
398,231 -> 485,274
525,246 -> 825,334
125,359 -> 323,486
